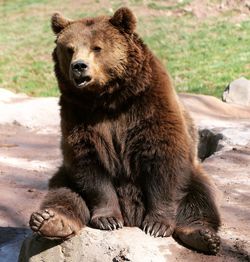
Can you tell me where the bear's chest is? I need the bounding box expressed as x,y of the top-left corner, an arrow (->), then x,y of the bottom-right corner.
64,104 -> 147,180
92,117 -> 129,177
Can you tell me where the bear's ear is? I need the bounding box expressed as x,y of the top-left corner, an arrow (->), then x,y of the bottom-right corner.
51,13 -> 71,34
110,7 -> 136,34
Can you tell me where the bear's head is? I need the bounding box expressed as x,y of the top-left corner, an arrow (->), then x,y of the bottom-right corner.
52,7 -> 150,98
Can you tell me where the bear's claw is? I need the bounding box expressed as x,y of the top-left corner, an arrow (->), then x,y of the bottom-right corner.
91,216 -> 123,231
142,220 -> 174,238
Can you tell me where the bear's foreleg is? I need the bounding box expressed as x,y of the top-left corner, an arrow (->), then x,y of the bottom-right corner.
126,124 -> 188,238
140,155 -> 178,238
71,163 -> 124,231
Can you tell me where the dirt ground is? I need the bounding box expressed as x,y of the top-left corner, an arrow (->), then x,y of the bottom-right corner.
0,90 -> 249,261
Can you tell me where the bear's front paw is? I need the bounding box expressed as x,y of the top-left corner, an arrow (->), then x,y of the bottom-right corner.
90,216 -> 123,231
142,215 -> 174,237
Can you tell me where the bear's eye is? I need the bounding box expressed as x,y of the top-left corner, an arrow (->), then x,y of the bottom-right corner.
93,46 -> 102,53
67,46 -> 74,56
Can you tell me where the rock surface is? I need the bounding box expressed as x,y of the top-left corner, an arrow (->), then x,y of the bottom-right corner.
19,227 -> 181,262
0,88 -> 60,133
222,77 -> 250,106
0,89 -> 249,262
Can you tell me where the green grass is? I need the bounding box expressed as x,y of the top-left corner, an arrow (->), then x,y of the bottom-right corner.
147,0 -> 192,11
0,0 -> 250,97
142,16 -> 250,97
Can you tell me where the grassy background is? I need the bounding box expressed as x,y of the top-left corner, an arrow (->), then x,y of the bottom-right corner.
0,0 -> 250,97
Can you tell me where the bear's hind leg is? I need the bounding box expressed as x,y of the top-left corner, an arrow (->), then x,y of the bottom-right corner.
30,187 -> 90,239
174,166 -> 221,255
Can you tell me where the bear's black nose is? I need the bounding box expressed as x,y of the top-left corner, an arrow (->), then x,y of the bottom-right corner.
71,60 -> 88,73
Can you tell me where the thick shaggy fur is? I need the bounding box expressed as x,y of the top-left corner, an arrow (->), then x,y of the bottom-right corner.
29,7 -> 221,255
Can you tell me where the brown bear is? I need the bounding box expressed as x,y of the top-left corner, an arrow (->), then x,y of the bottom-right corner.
29,7 -> 221,255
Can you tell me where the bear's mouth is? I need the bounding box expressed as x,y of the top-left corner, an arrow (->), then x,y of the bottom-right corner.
74,76 -> 92,88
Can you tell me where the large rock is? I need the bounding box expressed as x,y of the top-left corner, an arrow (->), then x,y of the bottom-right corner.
18,227 -> 181,262
0,88 -> 60,133
18,223 -> 250,262
222,77 -> 250,106
181,93 -> 250,149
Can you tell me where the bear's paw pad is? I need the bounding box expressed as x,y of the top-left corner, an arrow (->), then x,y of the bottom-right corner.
29,209 -> 75,239
199,228 -> 220,254
175,227 -> 220,255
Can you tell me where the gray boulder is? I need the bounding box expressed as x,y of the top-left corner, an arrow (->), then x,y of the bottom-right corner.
18,227 -> 181,262
222,77 -> 250,106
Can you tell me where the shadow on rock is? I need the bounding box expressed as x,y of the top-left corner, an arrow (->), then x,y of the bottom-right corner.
18,234 -> 63,262
198,129 -> 223,161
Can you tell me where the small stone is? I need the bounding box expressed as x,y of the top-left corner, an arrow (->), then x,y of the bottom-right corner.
222,77 -> 250,106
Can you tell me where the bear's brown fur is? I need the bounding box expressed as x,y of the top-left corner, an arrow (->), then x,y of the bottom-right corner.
30,7 -> 221,254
